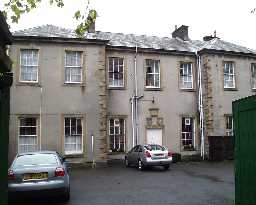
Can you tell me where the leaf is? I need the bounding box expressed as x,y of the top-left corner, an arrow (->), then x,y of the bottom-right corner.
89,9 -> 97,20
74,10 -> 81,20
2,11 -> 7,19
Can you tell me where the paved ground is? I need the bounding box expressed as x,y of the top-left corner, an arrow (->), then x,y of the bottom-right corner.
11,161 -> 235,205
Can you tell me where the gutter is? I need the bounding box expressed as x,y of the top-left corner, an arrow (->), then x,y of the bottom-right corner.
198,48 -> 256,59
13,35 -> 109,45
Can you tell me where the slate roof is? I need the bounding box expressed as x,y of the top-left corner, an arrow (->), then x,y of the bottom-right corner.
13,24 -> 256,55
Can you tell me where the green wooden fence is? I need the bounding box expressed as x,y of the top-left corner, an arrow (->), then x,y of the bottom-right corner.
233,95 -> 256,205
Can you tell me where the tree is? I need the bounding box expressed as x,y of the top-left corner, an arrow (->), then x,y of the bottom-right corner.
2,0 -> 97,37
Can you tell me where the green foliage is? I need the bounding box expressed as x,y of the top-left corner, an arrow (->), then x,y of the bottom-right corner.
3,0 -> 97,37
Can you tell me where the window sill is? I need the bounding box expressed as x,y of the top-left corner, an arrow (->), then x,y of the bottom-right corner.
63,82 -> 85,87
179,88 -> 196,92
182,148 -> 196,152
108,87 -> 126,90
144,87 -> 163,91
251,88 -> 256,92
64,153 -> 84,158
224,88 -> 238,91
16,82 -> 41,87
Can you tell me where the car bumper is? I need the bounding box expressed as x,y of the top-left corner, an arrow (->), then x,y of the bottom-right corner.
144,157 -> 172,166
8,179 -> 69,198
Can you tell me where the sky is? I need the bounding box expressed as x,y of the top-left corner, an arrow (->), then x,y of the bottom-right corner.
1,0 -> 256,49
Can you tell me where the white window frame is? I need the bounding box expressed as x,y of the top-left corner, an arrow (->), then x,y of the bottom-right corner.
181,117 -> 195,150
145,59 -> 161,88
224,62 -> 236,89
64,117 -> 83,155
18,117 -> 38,153
65,51 -> 83,84
109,118 -> 126,152
251,63 -> 256,90
108,57 -> 124,88
19,49 -> 39,83
180,62 -> 193,89
225,115 -> 233,136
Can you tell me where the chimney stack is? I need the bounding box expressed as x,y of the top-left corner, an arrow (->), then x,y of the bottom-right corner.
203,31 -> 219,41
87,15 -> 96,33
172,25 -> 189,41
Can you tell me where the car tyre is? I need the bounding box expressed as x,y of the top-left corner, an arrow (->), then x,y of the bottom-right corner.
164,165 -> 170,170
125,157 -> 130,167
138,159 -> 144,171
63,188 -> 70,202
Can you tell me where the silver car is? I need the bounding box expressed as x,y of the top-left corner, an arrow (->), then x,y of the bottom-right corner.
8,151 -> 70,201
124,144 -> 173,171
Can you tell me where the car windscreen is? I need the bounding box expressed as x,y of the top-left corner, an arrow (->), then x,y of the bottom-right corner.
13,153 -> 58,168
144,145 -> 166,151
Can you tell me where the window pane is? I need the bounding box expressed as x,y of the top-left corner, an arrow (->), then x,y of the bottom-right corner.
65,127 -> 70,135
77,119 -> 82,134
119,65 -> 123,73
155,74 -> 160,87
110,126 -> 114,135
109,118 -> 125,152
20,50 -> 38,82
251,64 -> 256,89
147,66 -> 153,73
65,118 -> 70,127
146,74 -> 154,86
108,58 -> 124,87
154,61 -> 159,73
19,136 -> 37,153
64,117 -> 83,153
181,117 -> 194,150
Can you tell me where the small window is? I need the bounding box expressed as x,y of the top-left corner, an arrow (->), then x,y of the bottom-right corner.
109,118 -> 125,152
146,59 -> 160,88
65,51 -> 83,83
251,63 -> 256,90
181,117 -> 195,150
225,115 -> 233,136
108,57 -> 124,87
64,117 -> 83,154
180,62 -> 193,89
224,62 -> 235,89
19,117 -> 38,153
20,49 -> 39,82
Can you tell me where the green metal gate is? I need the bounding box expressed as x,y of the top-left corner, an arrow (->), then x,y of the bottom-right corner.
233,95 -> 256,205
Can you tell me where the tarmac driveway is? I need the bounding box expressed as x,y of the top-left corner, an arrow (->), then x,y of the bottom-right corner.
11,161 -> 235,205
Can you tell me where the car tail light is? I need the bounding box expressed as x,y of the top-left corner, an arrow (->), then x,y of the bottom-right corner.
55,167 -> 65,177
145,151 -> 151,158
168,151 -> 173,157
8,170 -> 15,180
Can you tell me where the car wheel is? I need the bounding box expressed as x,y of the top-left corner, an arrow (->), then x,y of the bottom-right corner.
125,157 -> 130,167
164,165 -> 170,170
138,159 -> 144,171
63,188 -> 70,202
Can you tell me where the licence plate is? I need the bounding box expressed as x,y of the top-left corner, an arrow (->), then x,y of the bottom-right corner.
23,172 -> 48,181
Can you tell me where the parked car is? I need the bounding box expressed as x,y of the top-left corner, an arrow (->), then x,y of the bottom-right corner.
8,151 -> 70,202
124,144 -> 173,170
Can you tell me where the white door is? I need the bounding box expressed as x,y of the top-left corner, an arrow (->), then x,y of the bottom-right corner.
146,129 -> 162,145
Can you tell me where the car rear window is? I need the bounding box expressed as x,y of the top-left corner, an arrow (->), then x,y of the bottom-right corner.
14,153 -> 58,167
144,145 -> 166,151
